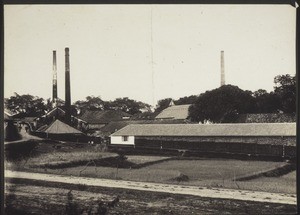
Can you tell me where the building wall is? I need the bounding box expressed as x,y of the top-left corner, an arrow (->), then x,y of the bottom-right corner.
111,135 -> 135,145
110,135 -> 296,157
135,136 -> 296,146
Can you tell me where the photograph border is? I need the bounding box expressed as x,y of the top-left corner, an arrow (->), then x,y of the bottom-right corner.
1,1 -> 299,214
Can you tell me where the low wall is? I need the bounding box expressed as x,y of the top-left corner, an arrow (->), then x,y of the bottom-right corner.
131,136 -> 296,158
136,136 -> 296,146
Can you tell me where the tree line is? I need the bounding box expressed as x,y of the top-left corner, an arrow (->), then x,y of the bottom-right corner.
188,74 -> 296,123
4,94 -> 152,117
5,74 -> 295,122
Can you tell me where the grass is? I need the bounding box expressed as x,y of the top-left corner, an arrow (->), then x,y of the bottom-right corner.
18,158 -> 295,194
5,141 -> 295,194
28,151 -> 117,166
241,171 -> 296,194
5,140 -> 118,171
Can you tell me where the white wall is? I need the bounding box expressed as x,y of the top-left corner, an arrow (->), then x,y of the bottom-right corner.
111,135 -> 135,145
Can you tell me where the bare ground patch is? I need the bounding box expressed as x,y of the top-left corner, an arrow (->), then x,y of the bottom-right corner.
5,179 -> 297,215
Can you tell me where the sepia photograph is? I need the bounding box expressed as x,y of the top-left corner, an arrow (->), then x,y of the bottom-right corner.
3,4 -> 297,214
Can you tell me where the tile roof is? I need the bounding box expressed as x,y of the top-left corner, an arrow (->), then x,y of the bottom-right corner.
79,110 -> 132,124
44,119 -> 83,134
155,104 -> 191,120
100,119 -> 193,135
111,123 -> 296,137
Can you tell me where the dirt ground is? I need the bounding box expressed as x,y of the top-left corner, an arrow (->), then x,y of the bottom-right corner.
5,179 -> 297,215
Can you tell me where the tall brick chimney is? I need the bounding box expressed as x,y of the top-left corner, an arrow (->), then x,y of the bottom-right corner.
221,50 -> 225,86
65,47 -> 71,124
52,50 -> 58,107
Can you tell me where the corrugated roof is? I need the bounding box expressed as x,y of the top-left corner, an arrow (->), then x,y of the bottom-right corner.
79,110 -> 132,124
155,104 -> 191,120
44,119 -> 83,134
111,123 -> 296,137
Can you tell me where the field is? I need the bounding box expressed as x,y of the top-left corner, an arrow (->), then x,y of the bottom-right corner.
5,141 -> 296,194
5,140 -> 296,214
15,158 -> 293,194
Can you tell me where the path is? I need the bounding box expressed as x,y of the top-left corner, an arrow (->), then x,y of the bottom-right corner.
5,170 -> 296,205
4,127 -> 42,145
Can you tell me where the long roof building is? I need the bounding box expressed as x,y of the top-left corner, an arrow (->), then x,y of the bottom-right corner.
111,123 -> 296,137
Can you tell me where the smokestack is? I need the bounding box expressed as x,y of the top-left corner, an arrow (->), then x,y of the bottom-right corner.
221,50 -> 225,86
52,50 -> 58,107
65,47 -> 71,124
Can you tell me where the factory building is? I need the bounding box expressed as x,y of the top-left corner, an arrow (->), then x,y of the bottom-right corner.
110,123 -> 296,158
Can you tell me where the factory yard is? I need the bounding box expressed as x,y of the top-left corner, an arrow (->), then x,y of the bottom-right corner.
5,140 -> 296,214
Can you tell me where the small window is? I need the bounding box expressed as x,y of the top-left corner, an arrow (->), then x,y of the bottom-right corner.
122,136 -> 128,141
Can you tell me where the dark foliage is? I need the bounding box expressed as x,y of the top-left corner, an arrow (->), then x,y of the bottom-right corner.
273,74 -> 296,113
189,85 -> 256,123
188,74 -> 296,122
175,95 -> 198,105
109,97 -> 151,115
75,96 -> 151,115
5,121 -> 22,141
5,93 -> 48,117
154,98 -> 172,114
252,89 -> 281,113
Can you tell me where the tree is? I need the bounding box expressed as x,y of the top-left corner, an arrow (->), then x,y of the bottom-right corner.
273,74 -> 296,113
74,96 -> 106,114
175,95 -> 198,105
189,85 -> 256,123
5,93 -> 48,117
253,89 -> 281,113
108,97 -> 151,115
154,98 -> 173,114
74,96 -> 152,115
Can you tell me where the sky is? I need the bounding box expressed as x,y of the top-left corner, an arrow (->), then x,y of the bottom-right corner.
4,5 -> 296,107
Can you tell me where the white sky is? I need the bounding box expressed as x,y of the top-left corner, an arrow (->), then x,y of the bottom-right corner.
4,5 -> 296,106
